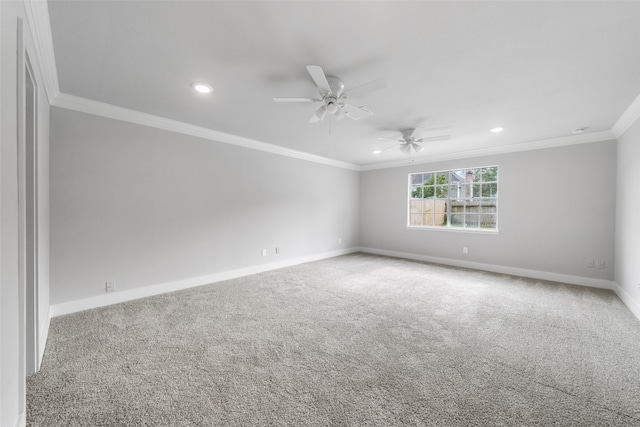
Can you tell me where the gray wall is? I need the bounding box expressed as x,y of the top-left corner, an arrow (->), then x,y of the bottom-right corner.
615,117 -> 640,311
50,107 -> 359,305
360,141 -> 616,281
1,1 -> 51,424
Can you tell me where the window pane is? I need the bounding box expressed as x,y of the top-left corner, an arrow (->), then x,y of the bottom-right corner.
472,184 -> 481,199
433,200 -> 447,225
451,170 -> 465,182
469,169 -> 481,183
482,183 -> 498,197
436,172 -> 448,184
435,185 -> 448,198
451,213 -> 464,227
409,213 -> 424,226
459,184 -> 472,199
480,214 -> 497,229
410,212 -> 436,226
422,185 -> 435,198
410,199 -> 427,214
411,185 -> 423,199
465,200 -> 480,214
482,166 -> 498,182
410,173 -> 424,185
465,214 -> 479,228
448,184 -> 459,199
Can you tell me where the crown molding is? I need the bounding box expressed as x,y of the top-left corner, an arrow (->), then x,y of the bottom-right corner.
612,92 -> 640,138
23,0 -> 60,103
51,93 -> 361,171
51,92 -> 618,174
360,130 -> 616,171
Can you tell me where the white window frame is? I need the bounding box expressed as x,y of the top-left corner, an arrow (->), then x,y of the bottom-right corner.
407,165 -> 499,232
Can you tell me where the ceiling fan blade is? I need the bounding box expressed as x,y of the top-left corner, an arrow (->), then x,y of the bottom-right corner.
399,144 -> 412,154
412,142 -> 425,153
309,105 -> 327,123
343,78 -> 386,98
335,109 -> 347,121
306,65 -> 332,95
410,125 -> 452,139
339,102 -> 373,120
415,125 -> 452,133
379,144 -> 401,153
415,135 -> 451,143
401,129 -> 415,140
376,137 -> 403,143
273,97 -> 320,103
408,127 -> 422,140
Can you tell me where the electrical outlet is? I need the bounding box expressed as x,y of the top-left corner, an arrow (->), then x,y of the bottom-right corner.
261,249 -> 267,257
463,247 -> 469,254
586,259 -> 595,268
105,280 -> 116,292
597,260 -> 605,269
275,247 -> 280,254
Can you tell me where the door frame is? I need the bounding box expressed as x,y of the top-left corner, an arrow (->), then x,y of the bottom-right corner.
17,17 -> 40,378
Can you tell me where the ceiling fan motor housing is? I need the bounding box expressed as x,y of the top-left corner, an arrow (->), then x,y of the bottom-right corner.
326,76 -> 345,96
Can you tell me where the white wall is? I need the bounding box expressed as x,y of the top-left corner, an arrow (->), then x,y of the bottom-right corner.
360,141 -> 616,285
50,107 -> 359,306
615,117 -> 640,318
1,1 -> 50,425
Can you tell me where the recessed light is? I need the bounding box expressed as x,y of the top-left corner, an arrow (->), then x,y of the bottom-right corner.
490,127 -> 504,133
372,150 -> 382,154
572,127 -> 589,134
192,82 -> 213,94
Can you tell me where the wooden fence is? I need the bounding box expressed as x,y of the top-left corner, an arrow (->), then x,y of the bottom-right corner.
410,199 -> 497,228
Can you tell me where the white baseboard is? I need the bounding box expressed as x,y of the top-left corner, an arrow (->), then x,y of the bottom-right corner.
38,307 -> 51,369
16,411 -> 26,427
360,247 -> 615,290
612,282 -> 640,322
50,248 -> 359,317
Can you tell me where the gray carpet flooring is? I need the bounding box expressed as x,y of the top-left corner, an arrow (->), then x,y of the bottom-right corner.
27,253 -> 640,426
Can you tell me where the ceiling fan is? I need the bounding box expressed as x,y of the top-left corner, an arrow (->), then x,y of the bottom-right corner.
376,127 -> 451,154
274,65 -> 386,123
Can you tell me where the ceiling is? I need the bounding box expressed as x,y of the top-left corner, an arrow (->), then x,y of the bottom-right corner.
47,1 -> 640,167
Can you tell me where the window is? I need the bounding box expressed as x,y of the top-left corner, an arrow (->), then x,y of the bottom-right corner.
408,166 -> 498,231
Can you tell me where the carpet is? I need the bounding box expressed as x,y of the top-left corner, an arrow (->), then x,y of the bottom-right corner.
27,253 -> 640,426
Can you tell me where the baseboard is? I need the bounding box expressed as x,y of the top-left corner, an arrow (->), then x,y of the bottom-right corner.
359,247 -> 615,290
612,282 -> 640,322
16,411 -> 26,427
38,307 -> 51,368
50,247 -> 359,317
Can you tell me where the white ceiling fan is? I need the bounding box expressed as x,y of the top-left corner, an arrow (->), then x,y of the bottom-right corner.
376,127 -> 451,154
274,65 -> 386,123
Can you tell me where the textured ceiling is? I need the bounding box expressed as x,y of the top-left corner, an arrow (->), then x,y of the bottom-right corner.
47,1 -> 640,167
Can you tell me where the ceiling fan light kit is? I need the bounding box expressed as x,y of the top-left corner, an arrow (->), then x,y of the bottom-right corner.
274,65 -> 386,124
376,127 -> 451,156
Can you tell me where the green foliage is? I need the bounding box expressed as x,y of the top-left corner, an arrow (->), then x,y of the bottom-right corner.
479,166 -> 498,182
